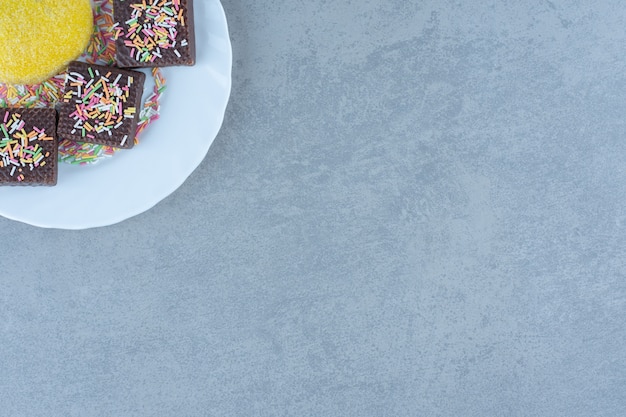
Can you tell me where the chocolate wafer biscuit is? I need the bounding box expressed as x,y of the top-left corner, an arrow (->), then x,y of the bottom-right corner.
57,61 -> 145,149
113,0 -> 196,68
0,108 -> 58,186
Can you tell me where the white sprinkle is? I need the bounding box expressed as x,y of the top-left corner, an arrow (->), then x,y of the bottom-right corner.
67,72 -> 83,83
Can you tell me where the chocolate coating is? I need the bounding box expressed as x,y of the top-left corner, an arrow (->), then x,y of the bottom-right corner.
0,108 -> 57,186
57,61 -> 145,149
114,0 -> 196,68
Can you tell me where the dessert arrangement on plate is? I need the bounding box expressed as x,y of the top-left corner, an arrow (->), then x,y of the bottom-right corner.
0,0 -> 195,186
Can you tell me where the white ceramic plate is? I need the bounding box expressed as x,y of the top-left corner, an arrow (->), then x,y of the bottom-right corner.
0,0 -> 232,229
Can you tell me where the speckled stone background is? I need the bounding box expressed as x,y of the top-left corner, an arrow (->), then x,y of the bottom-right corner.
1,0 -> 626,415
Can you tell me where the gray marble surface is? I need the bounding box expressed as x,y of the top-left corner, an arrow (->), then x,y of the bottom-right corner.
1,0 -> 626,415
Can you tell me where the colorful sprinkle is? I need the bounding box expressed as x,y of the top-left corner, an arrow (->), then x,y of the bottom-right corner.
86,0 -> 117,65
0,75 -> 65,109
136,67 -> 166,137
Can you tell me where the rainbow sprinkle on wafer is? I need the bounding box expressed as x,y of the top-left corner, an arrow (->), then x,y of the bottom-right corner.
114,1 -> 185,64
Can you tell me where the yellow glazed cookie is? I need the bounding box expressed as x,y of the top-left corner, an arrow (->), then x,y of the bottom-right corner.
0,0 -> 93,85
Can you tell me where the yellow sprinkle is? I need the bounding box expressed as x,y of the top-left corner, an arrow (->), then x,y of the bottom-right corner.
0,0 -> 93,84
